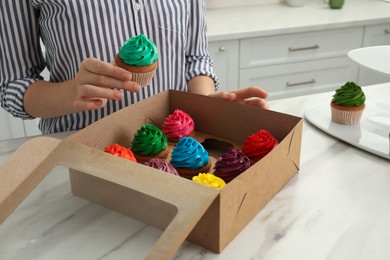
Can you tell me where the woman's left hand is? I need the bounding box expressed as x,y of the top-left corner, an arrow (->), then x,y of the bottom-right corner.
209,86 -> 269,109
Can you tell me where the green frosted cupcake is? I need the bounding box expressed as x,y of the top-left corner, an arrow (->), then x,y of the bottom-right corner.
130,124 -> 169,163
330,81 -> 366,125
115,34 -> 158,87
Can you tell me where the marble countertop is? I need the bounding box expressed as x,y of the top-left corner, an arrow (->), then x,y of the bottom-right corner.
1,83 -> 389,259
206,0 -> 390,41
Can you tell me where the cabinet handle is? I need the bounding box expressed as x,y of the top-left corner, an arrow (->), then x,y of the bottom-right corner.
385,29 -> 390,34
219,46 -> 226,52
288,44 -> 319,52
286,79 -> 316,87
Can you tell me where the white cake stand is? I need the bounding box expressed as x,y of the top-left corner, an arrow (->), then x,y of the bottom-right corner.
304,46 -> 390,160
348,45 -> 390,77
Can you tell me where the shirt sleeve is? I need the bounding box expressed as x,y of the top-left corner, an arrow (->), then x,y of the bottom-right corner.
0,1 -> 45,119
185,0 -> 220,90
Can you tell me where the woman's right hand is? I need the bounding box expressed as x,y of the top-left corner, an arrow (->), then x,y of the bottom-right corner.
73,57 -> 140,111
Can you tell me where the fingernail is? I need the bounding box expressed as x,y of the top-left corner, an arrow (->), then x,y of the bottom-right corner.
132,83 -> 141,91
124,73 -> 132,81
114,91 -> 123,99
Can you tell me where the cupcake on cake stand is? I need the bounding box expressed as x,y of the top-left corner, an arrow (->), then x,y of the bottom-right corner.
304,46 -> 390,159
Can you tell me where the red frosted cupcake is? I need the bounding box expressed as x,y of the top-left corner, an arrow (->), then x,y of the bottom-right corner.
242,129 -> 278,164
161,109 -> 195,144
213,147 -> 251,183
104,143 -> 137,162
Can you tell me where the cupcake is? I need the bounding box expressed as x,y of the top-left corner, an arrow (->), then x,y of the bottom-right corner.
115,34 -> 158,87
104,143 -> 137,162
170,137 -> 211,179
192,173 -> 226,190
130,124 -> 169,163
242,129 -> 278,164
330,81 -> 366,125
161,109 -> 195,144
145,158 -> 179,176
213,147 -> 251,183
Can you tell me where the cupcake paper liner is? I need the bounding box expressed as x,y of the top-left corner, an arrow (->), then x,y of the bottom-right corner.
131,67 -> 157,87
331,107 -> 364,125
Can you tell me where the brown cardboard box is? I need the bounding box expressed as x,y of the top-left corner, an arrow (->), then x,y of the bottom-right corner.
66,90 -> 303,254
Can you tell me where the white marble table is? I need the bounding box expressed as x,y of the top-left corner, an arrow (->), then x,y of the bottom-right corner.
1,83 -> 390,260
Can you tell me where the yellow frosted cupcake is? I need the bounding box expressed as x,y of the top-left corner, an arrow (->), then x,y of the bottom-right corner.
192,173 -> 226,190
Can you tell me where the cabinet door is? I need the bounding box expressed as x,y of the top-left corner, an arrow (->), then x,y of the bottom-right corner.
358,23 -> 390,85
0,109 -> 25,140
240,27 -> 363,68
240,57 -> 358,100
208,40 -> 239,91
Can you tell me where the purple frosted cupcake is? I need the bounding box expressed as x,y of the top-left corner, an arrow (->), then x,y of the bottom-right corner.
213,147 -> 251,183
145,158 -> 179,176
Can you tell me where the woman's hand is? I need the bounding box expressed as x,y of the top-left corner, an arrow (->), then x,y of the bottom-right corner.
73,57 -> 141,111
209,86 -> 269,109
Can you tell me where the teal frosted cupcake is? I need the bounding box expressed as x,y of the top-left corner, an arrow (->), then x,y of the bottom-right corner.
170,137 -> 211,179
330,81 -> 366,125
115,34 -> 158,87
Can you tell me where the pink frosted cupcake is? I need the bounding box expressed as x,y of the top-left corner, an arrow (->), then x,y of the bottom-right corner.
161,109 -> 195,144
145,158 -> 179,176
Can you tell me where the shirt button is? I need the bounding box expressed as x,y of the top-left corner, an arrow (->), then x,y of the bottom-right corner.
133,3 -> 142,11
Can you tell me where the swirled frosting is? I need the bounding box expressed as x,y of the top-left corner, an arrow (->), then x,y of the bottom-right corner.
213,147 -> 251,183
131,124 -> 167,156
104,144 -> 137,162
242,130 -> 278,162
170,137 -> 209,170
162,109 -> 195,139
119,34 -> 158,66
332,81 -> 366,106
192,173 -> 226,190
145,158 -> 179,176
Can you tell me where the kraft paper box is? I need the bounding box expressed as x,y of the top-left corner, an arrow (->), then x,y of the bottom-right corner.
65,90 -> 303,253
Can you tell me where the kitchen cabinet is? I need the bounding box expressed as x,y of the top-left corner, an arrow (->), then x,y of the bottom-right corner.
0,110 -> 25,140
238,27 -> 363,100
208,40 -> 239,91
358,23 -> 390,85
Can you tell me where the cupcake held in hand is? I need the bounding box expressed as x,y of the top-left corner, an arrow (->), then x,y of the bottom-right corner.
170,137 -> 211,179
130,124 -> 169,163
115,34 -> 158,87
161,109 -> 195,144
330,81 -> 366,125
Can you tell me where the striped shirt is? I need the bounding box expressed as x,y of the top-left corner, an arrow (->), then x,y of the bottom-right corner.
0,0 -> 218,134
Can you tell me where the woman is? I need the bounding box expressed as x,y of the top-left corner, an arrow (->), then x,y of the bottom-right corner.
0,0 -> 268,134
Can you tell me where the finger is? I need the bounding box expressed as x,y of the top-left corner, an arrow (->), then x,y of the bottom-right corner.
209,91 -> 236,101
230,86 -> 268,100
78,84 -> 124,100
244,98 -> 269,109
73,98 -> 108,111
81,57 -> 132,81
